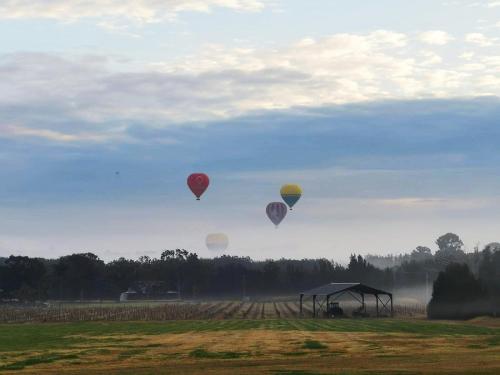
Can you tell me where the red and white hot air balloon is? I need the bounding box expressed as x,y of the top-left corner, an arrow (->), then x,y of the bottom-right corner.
187,173 -> 210,200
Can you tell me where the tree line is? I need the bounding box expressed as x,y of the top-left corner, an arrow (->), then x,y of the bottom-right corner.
0,233 -> 499,313
0,251 -> 391,301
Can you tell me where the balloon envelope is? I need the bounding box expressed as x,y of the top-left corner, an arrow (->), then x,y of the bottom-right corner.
280,184 -> 302,210
187,173 -> 210,200
206,233 -> 229,252
266,202 -> 287,227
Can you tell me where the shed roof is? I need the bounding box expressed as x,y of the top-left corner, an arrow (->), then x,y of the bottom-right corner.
301,282 -> 391,297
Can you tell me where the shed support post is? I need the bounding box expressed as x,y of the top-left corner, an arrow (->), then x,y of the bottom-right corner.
299,294 -> 303,317
361,293 -> 365,313
313,295 -> 316,318
390,294 -> 394,317
326,295 -> 330,318
376,294 -> 379,317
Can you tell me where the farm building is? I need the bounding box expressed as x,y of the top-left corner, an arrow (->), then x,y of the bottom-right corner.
300,282 -> 393,318
119,281 -> 180,301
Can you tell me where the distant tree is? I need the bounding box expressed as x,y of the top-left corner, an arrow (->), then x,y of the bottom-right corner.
13,284 -> 39,302
284,263 -> 304,290
428,263 -> 487,319
347,254 -> 384,285
316,259 -> 334,285
157,249 -> 202,297
105,258 -> 138,293
138,255 -> 152,264
435,233 -> 466,267
410,246 -> 433,262
484,242 -> 500,253
0,256 -> 46,300
3,238 -> 500,303
348,254 -> 371,275
160,250 -> 175,261
262,260 -> 280,291
478,246 -> 500,296
54,253 -> 104,299
436,233 -> 464,253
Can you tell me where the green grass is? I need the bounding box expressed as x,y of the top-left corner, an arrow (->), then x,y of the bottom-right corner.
0,352 -> 79,370
486,335 -> 500,346
302,340 -> 327,350
0,319 -> 498,353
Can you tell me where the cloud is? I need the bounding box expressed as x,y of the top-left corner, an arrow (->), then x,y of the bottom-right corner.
3,30 -> 500,143
466,1 -> 500,8
418,30 -> 454,45
459,51 -> 475,60
0,0 -> 268,23
419,51 -> 443,66
377,197 -> 492,210
465,33 -> 497,46
1,125 -> 124,143
487,1 -> 500,7
9,97 -> 500,194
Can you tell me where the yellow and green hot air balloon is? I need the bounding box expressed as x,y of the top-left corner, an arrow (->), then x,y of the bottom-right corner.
280,184 -> 302,210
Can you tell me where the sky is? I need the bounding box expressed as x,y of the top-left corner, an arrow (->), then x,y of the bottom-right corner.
1,0 -> 500,262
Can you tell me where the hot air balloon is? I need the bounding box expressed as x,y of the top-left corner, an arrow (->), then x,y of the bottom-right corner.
280,184 -> 302,210
266,202 -> 287,227
187,173 -> 210,200
206,233 -> 229,252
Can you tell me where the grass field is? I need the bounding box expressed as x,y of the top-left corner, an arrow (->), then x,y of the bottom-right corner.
0,318 -> 499,374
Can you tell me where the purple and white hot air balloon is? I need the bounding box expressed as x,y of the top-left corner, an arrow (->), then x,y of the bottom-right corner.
266,202 -> 288,228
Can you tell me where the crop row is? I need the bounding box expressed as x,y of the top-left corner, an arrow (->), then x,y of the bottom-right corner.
0,301 -> 425,323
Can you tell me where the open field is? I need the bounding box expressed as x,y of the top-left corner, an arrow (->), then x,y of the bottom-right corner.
0,301 -> 426,323
0,318 -> 498,374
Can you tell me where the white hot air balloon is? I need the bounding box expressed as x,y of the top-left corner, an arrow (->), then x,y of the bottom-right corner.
206,233 -> 229,252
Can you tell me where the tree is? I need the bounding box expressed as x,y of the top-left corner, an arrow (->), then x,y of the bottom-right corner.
478,246 -> 500,297
14,284 -> 39,302
435,233 -> 466,267
158,249 -> 201,298
105,258 -> 138,293
263,260 -> 280,282
436,233 -> 464,253
484,242 -> 500,253
410,246 -> 433,262
54,253 -> 104,299
1,256 -> 46,300
428,263 -> 487,319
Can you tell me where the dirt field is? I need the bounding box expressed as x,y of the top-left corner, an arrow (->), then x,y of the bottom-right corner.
0,318 -> 498,374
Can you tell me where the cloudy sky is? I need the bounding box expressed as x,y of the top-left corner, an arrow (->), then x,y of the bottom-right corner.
1,0 -> 500,261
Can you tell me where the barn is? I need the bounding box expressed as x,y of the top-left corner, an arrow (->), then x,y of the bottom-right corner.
300,282 -> 393,318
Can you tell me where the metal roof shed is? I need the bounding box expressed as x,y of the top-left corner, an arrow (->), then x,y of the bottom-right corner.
300,282 -> 393,318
